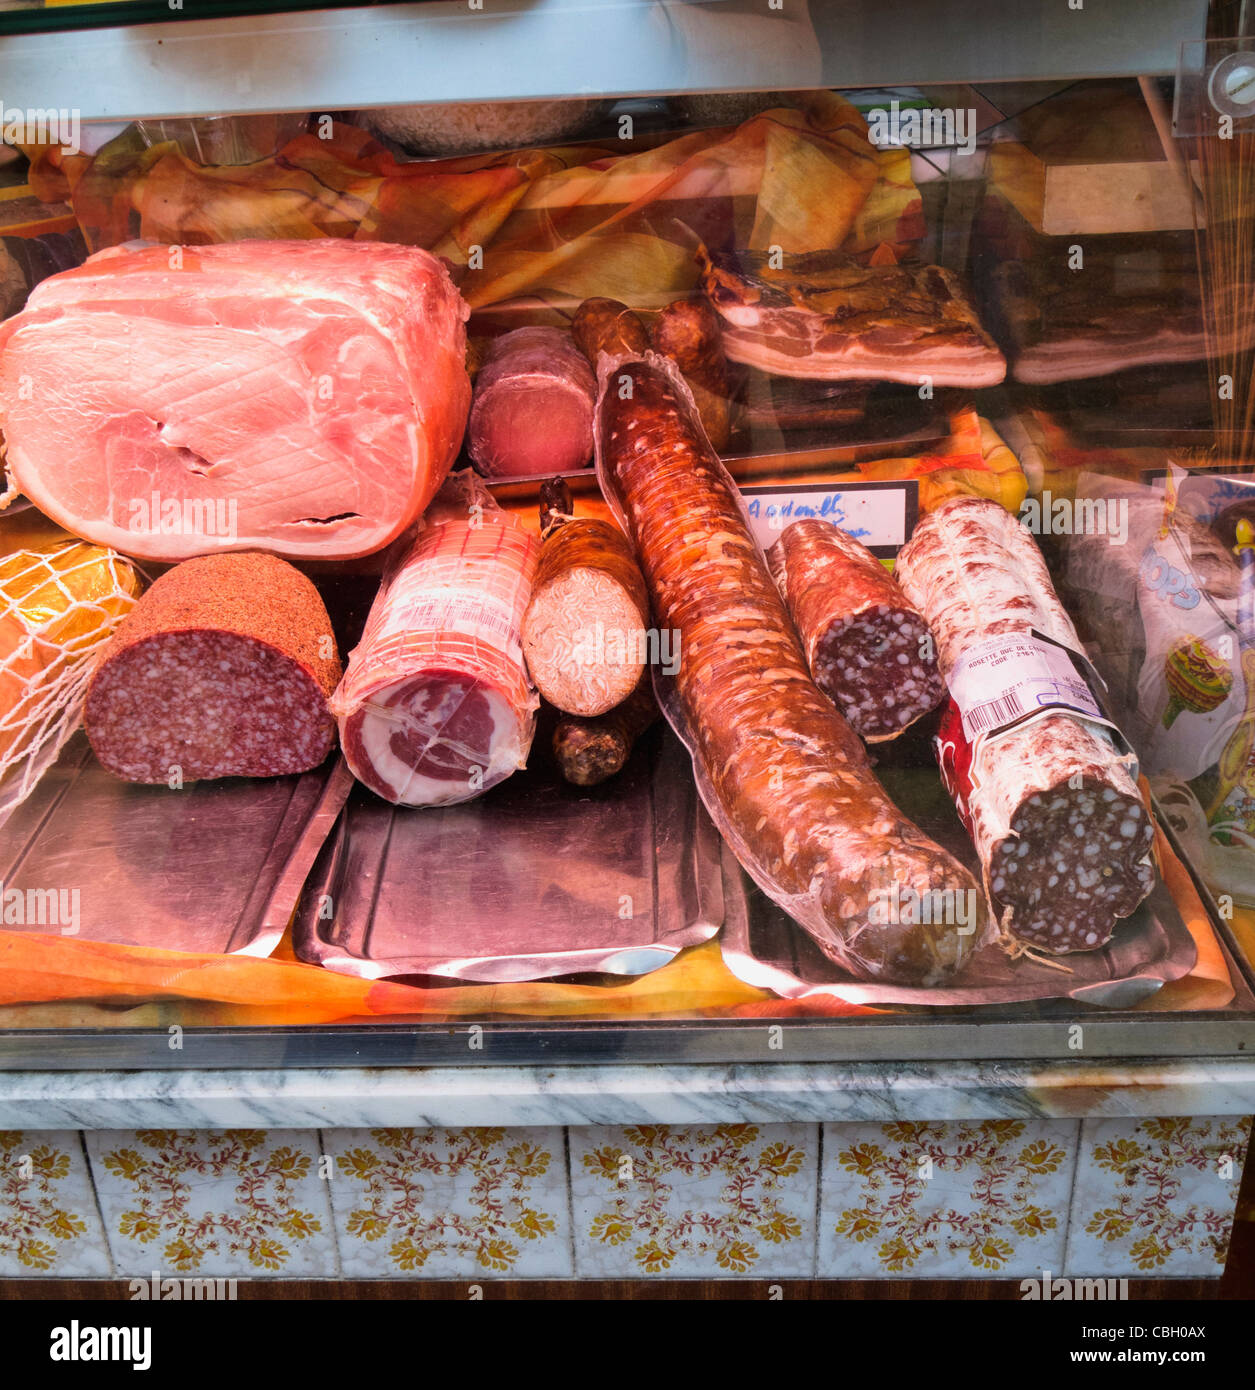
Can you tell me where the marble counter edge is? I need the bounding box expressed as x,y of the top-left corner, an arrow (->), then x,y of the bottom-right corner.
0,1057 -> 1253,1128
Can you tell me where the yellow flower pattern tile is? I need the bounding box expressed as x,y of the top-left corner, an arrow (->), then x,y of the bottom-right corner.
570,1124 -> 817,1278
323,1127 -> 570,1279
1065,1116 -> 1252,1276
818,1120 -> 1078,1278
85,1130 -> 337,1277
0,1130 -> 110,1276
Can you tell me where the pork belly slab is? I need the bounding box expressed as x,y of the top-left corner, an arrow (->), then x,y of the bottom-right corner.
699,245 -> 1006,388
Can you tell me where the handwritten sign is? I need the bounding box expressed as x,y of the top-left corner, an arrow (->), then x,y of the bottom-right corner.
738,479 -> 918,556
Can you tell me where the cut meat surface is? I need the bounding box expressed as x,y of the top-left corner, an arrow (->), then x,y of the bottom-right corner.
84,551 -> 341,783
698,245 -> 1006,387
332,475 -> 540,807
0,239 -> 470,561
767,519 -> 943,741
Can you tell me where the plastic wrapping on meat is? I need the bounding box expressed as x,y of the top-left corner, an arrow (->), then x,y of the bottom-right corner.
896,495 -> 1155,954
331,475 -> 540,807
767,518 -> 943,741
594,351 -> 985,985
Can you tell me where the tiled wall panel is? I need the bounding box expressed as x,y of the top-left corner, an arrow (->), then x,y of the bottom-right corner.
0,1119 -> 1246,1281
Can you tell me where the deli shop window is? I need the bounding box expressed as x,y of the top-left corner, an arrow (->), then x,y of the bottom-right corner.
0,39 -> 1251,1063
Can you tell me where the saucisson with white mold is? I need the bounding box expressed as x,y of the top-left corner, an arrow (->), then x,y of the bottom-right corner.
84,552 -> 340,784
522,479 -> 651,717
594,352 -> 985,984
331,474 -> 540,807
468,327 -> 596,478
767,519 -> 944,742
894,495 -> 1156,955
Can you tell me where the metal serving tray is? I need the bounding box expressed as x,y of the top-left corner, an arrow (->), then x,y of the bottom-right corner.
719,763 -> 1197,1008
0,732 -> 352,956
292,723 -> 724,982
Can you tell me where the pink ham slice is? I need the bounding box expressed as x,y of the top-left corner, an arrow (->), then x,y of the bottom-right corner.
331,475 -> 540,807
698,245 -> 1006,388
0,239 -> 470,562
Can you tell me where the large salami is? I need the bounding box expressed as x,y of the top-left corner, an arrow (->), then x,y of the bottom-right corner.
895,496 -> 1156,954
767,519 -> 944,741
595,352 -> 985,984
331,475 -> 540,807
84,552 -> 340,783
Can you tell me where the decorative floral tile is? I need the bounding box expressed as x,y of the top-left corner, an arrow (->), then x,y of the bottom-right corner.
85,1129 -> 337,1278
570,1124 -> 817,1278
1064,1116 -> 1252,1277
0,1130 -> 110,1276
818,1119 -> 1079,1279
322,1127 -> 571,1279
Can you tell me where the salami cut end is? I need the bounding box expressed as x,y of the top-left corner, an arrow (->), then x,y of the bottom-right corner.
523,566 -> 646,716
990,777 -> 1156,953
84,551 -> 340,783
812,604 -> 943,740
87,632 -> 336,782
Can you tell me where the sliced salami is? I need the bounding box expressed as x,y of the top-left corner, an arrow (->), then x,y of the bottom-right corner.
767,519 -> 943,741
84,552 -> 340,783
895,496 -> 1156,954
331,474 -> 540,807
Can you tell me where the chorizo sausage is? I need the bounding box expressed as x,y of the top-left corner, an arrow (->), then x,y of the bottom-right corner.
594,353 -> 984,984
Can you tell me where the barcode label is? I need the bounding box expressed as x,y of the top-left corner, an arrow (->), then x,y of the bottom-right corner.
949,631 -> 1109,744
964,691 -> 1030,735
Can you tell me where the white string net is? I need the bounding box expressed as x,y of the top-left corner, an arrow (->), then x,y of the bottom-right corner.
0,539 -> 140,826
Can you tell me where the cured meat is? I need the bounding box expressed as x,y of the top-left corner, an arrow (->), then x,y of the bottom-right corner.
0,239 -> 470,562
332,475 -> 540,807
698,244 -> 1006,387
650,298 -> 731,450
767,519 -> 943,741
572,298 -> 651,363
468,327 -> 596,478
595,352 -> 985,984
553,676 -> 659,786
895,496 -> 1156,954
84,552 -> 340,783
522,479 -> 650,717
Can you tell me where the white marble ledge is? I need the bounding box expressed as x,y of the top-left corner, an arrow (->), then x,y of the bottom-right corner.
0,1058 -> 1254,1128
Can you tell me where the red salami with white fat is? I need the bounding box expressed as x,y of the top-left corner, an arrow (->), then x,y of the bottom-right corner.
331,474 -> 540,807
595,352 -> 984,985
895,496 -> 1155,954
767,519 -> 943,741
468,327 -> 596,478
84,552 -> 340,782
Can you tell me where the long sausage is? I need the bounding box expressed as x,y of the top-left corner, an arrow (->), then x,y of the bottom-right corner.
895,496 -> 1156,954
522,479 -> 650,716
594,353 -> 985,984
650,298 -> 731,450
767,519 -> 944,741
572,298 -> 651,364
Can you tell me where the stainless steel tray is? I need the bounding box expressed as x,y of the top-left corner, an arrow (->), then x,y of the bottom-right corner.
719,763 -> 1198,1009
0,732 -> 353,956
292,724 -> 724,982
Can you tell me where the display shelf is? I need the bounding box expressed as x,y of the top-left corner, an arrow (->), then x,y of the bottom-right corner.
0,0 -> 1211,124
